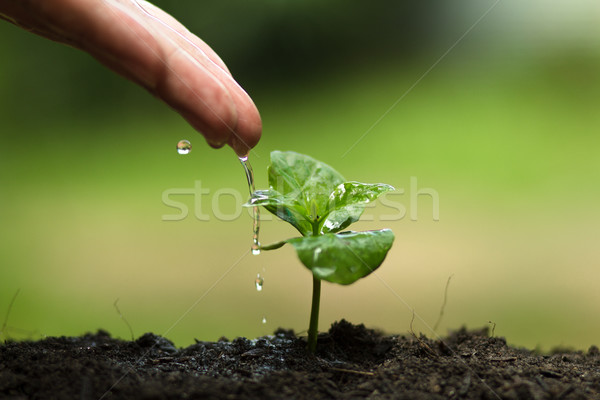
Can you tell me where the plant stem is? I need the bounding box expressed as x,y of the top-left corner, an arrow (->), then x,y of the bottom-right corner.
307,221 -> 322,353
307,275 -> 321,353
258,240 -> 287,251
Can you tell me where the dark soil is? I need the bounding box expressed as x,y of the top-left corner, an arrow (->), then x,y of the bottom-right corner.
1,320 -> 598,399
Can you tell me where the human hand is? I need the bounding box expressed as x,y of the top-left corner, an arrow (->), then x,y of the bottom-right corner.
0,0 -> 262,156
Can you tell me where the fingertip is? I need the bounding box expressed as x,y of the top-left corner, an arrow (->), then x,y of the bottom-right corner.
229,114 -> 262,157
232,103 -> 262,153
229,136 -> 250,158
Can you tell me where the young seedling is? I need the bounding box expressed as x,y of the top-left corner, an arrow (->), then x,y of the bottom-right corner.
245,151 -> 395,353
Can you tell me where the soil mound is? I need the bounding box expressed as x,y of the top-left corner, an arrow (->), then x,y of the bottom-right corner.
1,320 -> 598,399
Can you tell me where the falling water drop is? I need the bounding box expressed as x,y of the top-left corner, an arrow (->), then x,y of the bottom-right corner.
262,316 -> 267,324
176,140 -> 192,155
255,274 -> 264,291
239,156 -> 260,254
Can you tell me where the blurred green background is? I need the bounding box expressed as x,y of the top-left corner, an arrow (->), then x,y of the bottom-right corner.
1,0 -> 599,351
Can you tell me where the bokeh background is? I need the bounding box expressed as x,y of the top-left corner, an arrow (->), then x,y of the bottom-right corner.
1,0 -> 599,351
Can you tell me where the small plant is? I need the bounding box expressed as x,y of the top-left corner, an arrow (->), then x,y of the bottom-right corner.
245,151 -> 395,353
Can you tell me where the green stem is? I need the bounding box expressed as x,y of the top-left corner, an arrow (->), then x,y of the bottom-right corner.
307,275 -> 321,353
258,240 -> 287,251
307,221 -> 322,353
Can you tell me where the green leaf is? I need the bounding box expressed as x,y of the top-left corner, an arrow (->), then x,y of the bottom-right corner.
268,151 -> 345,222
248,189 -> 313,235
287,229 -> 395,285
321,182 -> 395,234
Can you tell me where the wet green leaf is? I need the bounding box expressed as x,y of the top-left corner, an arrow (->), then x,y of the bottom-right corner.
248,189 -> 313,235
268,151 -> 344,224
268,151 -> 345,205
321,182 -> 395,234
245,151 -> 345,235
287,230 -> 395,285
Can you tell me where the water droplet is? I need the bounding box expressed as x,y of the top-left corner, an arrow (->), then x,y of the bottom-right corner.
251,243 -> 261,256
176,140 -> 192,154
262,316 -> 267,324
255,274 -> 264,291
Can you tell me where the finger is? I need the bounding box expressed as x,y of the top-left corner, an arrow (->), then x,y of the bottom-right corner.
130,1 -> 262,155
73,0 -> 241,145
130,0 -> 231,74
5,0 -> 261,155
